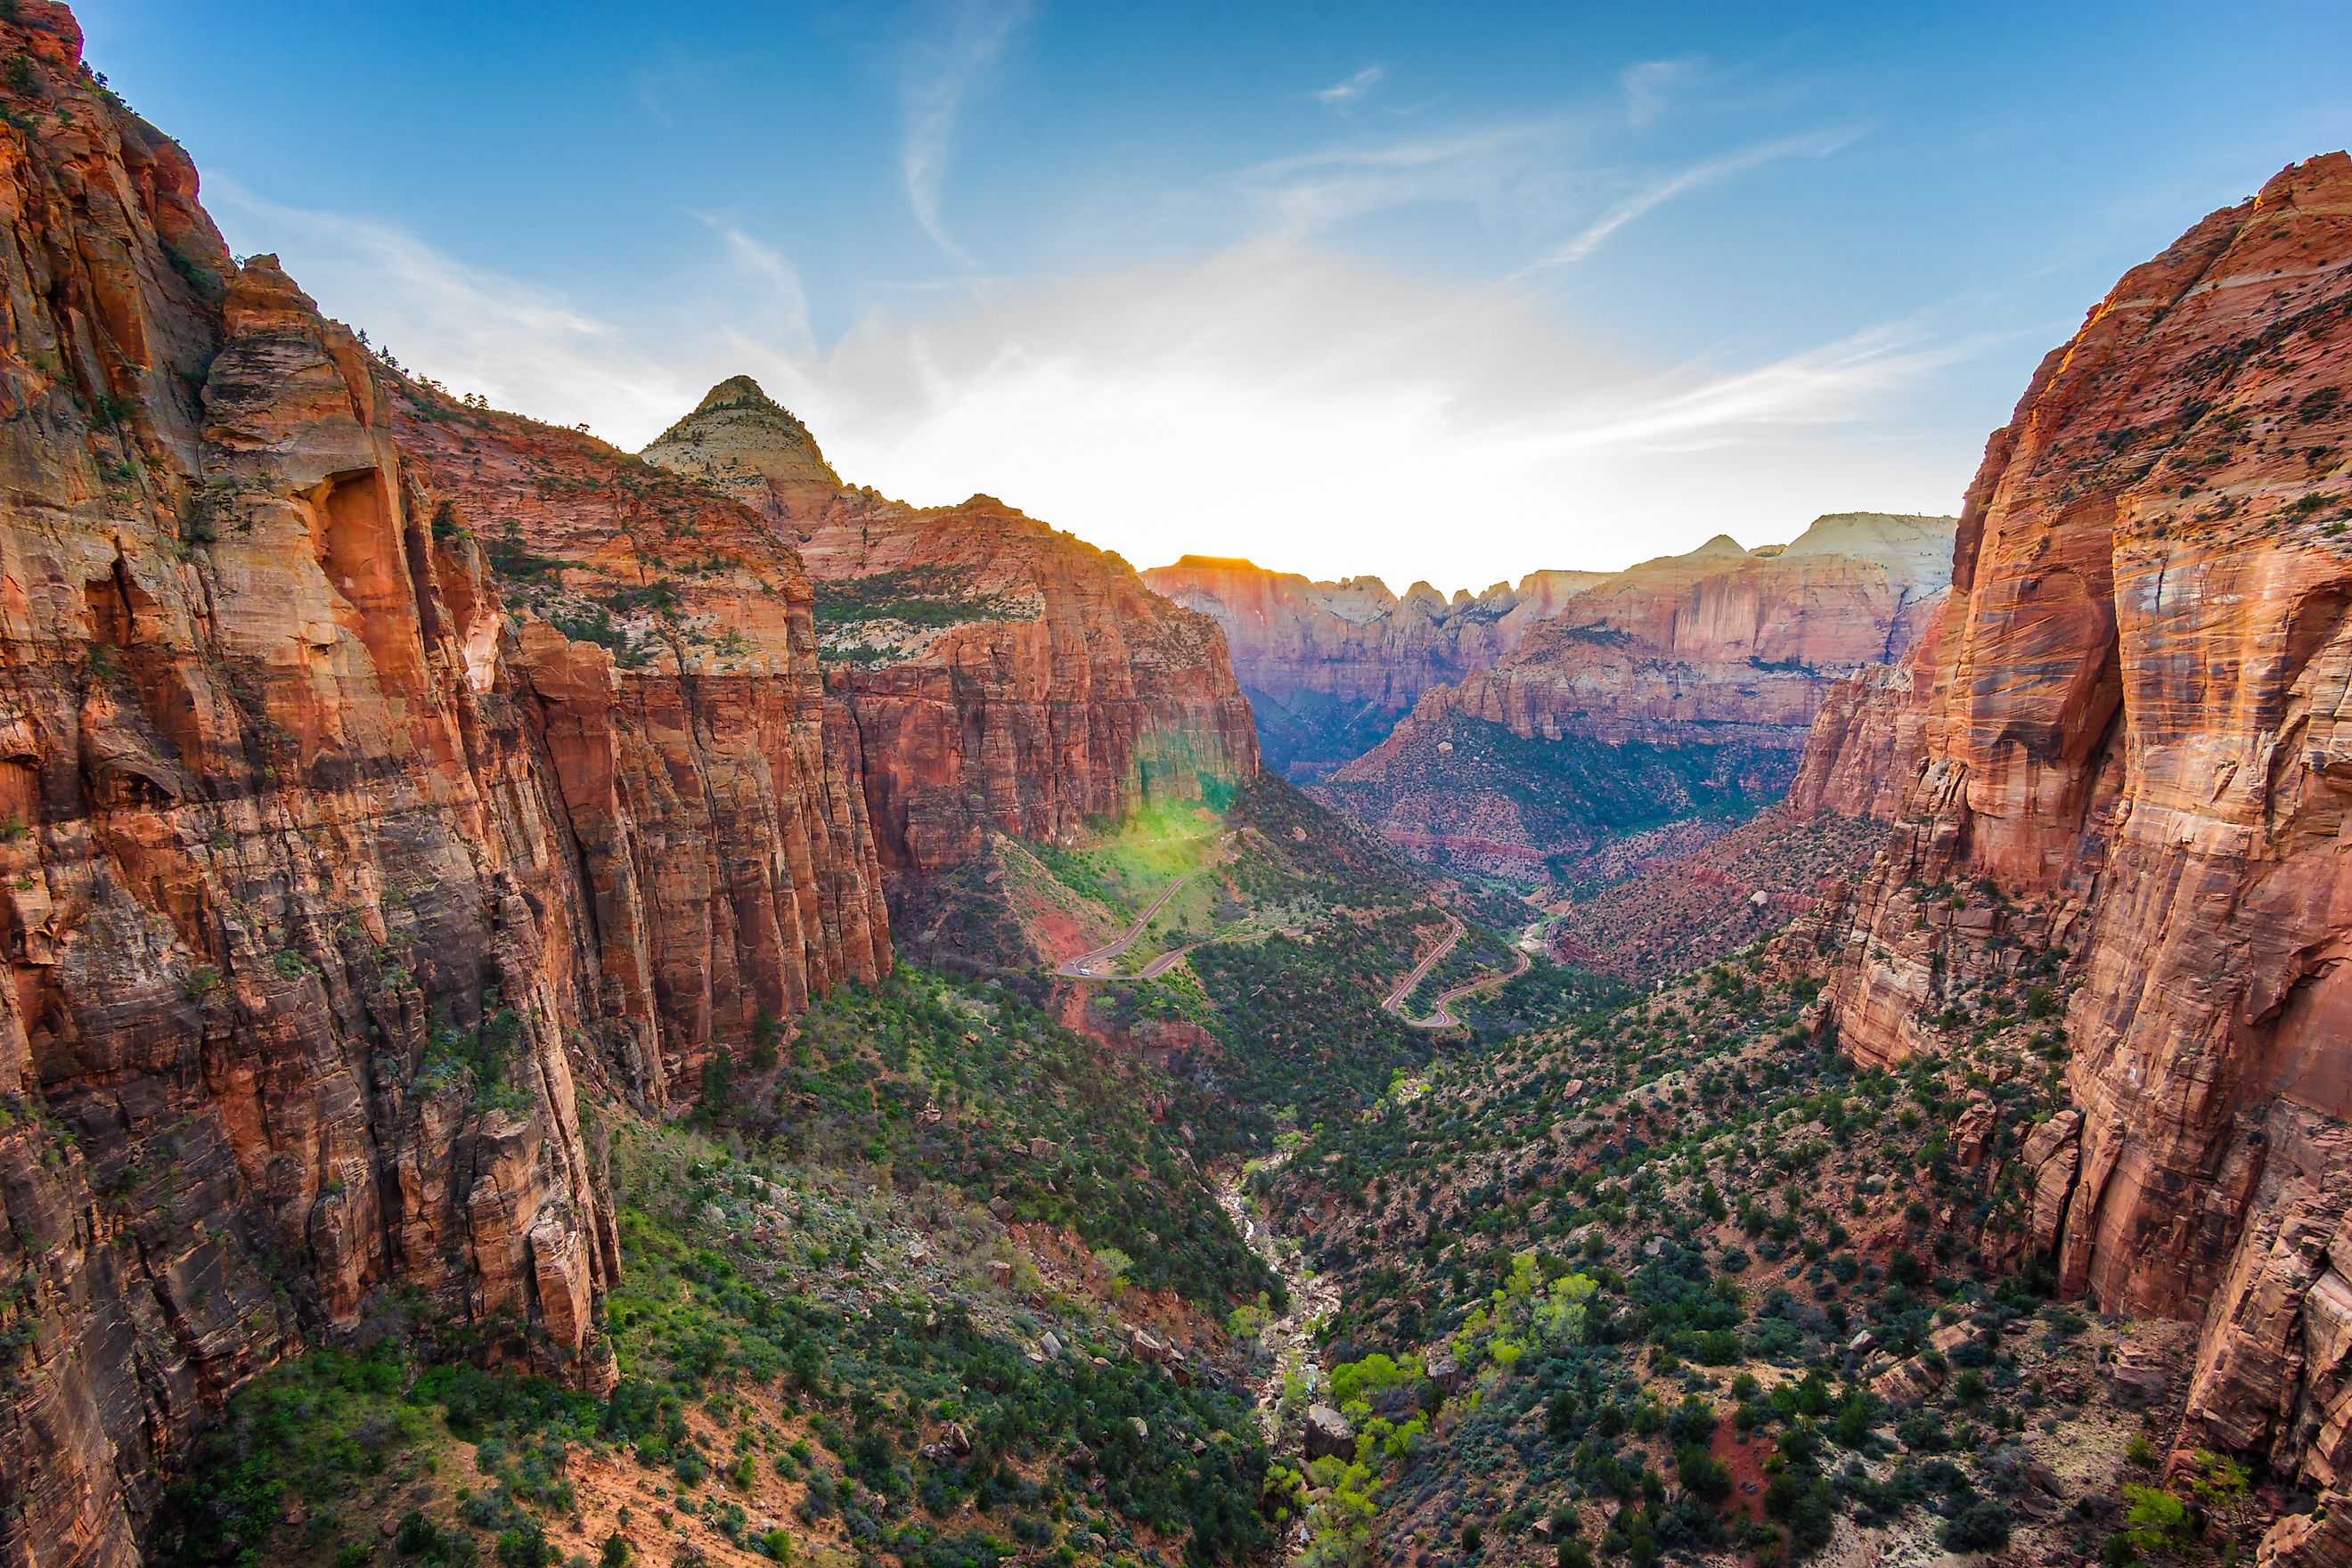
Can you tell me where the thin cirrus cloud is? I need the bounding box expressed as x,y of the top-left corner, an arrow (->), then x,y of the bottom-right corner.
1239,118 -> 1592,240
195,22 -> 1975,590
1517,127 -> 1868,274
1619,58 -> 1695,129
899,0 -> 1033,263
1313,64 -> 1385,110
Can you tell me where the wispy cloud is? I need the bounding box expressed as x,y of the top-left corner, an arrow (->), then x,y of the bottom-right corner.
1539,321 -> 1989,454
900,0 -> 1033,264
1312,64 -> 1384,110
1619,58 -> 1694,129
1241,118 -> 1589,238
697,217 -> 813,352
205,113 -> 1973,591
1518,127 -> 1864,274
205,182 -> 837,444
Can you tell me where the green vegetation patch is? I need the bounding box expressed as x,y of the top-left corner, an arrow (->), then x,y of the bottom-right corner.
811,568 -> 1029,631
751,967 -> 1275,1308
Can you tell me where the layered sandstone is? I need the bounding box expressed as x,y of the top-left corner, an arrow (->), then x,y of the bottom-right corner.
1784,589 -> 1948,821
0,11 -> 888,1564
1813,154 -> 2352,1525
642,385 -> 1258,876
1138,557 -> 1608,780
1318,515 -> 1954,874
1139,559 -> 1614,711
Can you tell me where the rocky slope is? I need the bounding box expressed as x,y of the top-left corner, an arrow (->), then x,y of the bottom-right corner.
1139,556 -> 1606,780
1317,513 -> 1955,878
0,12 -> 900,1563
641,386 -> 1259,881
1812,153 -> 2352,1550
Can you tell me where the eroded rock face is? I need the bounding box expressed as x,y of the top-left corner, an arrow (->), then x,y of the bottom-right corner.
1138,556 -> 1606,779
1817,152 -> 2352,1490
0,11 -> 886,1564
642,383 -> 1258,877
1784,590 -> 1947,821
389,388 -> 892,1099
1316,515 -> 1954,873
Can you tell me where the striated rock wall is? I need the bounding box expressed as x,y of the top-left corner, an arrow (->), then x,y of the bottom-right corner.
1138,556 -> 1607,781
389,388 -> 892,1096
1139,555 -> 1605,711
1784,589 -> 1947,821
0,11 -> 886,1564
1391,514 -> 1953,751
1815,154 -> 2352,1521
1317,515 -> 1954,873
643,387 -> 1259,877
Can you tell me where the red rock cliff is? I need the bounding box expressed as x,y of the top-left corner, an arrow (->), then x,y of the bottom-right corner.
642,382 -> 1259,876
0,11 -> 886,1564
1784,589 -> 1948,821
1139,555 -> 1605,710
1138,556 -> 1609,781
1816,154 -> 2352,1523
1317,514 -> 1953,872
1396,513 -> 1952,747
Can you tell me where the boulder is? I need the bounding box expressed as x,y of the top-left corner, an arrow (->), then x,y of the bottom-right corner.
1304,1404 -> 1355,1461
1871,1357 -> 1944,1407
1953,1100 -> 1997,1167
2111,1338 -> 2176,1407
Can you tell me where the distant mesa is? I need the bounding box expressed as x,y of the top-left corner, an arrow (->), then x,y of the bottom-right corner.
1142,515 -> 1954,796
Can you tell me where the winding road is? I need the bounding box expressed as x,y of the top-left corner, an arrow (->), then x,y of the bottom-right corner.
1383,914 -> 1537,1029
1381,913 -> 1465,1013
1054,870 -> 1205,978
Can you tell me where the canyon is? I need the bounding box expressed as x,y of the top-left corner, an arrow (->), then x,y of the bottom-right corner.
0,2 -> 2348,1565
1139,558 -> 1605,780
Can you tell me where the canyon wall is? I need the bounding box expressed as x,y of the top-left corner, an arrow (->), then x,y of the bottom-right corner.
643,383 -> 1259,877
1784,591 -> 1947,821
1814,154 -> 2352,1531
1315,514 -> 1954,876
0,11 -> 894,1564
1138,556 -> 1606,780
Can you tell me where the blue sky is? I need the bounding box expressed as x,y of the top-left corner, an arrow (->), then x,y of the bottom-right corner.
78,1 -> 2352,589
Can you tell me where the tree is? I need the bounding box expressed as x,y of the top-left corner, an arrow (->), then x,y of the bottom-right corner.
2120,1484 -> 2193,1560
698,1052 -> 734,1117
1939,1499 -> 2011,1554
1095,1246 -> 1134,1297
496,1523 -> 554,1568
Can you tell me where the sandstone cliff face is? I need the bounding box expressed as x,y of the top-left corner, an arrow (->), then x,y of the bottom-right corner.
1317,514 -> 1954,874
641,386 -> 1259,877
1784,590 -> 1947,821
0,12 -> 888,1564
389,388 -> 891,1093
1139,556 -> 1606,707
1814,154 -> 2352,1526
1138,557 -> 1607,781
1409,514 -> 1952,746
